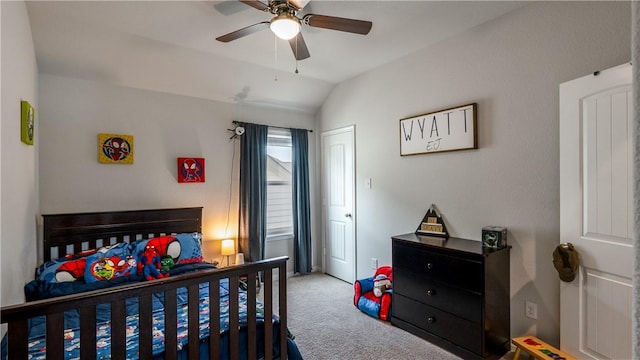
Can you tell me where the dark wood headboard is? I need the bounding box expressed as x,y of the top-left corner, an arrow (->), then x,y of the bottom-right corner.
42,207 -> 203,261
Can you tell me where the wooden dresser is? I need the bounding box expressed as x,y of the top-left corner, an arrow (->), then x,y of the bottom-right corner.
391,233 -> 510,360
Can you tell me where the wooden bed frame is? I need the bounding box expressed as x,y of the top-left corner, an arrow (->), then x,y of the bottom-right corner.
1,207 -> 289,360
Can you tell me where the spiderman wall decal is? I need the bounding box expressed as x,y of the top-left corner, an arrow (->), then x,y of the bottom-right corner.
98,133 -> 134,164
177,157 -> 205,183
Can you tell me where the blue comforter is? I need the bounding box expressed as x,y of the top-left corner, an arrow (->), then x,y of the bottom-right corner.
2,263 -> 303,360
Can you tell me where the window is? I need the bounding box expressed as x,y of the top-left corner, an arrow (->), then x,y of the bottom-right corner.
266,127 -> 293,239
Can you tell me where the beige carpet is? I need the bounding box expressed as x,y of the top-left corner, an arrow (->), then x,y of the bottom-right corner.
281,272 -> 464,360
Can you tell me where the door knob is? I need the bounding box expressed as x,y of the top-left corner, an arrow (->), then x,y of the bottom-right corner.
345,213 -> 352,218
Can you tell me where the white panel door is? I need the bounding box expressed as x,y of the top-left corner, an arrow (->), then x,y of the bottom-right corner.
559,63 -> 633,359
321,126 -> 355,283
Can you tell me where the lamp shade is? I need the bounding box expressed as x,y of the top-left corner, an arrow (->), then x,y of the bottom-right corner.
221,239 -> 235,256
270,13 -> 300,40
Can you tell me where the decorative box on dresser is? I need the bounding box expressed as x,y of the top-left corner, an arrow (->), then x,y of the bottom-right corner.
391,233 -> 510,360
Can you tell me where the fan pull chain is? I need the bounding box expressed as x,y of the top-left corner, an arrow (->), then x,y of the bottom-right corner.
294,36 -> 299,74
274,35 -> 278,82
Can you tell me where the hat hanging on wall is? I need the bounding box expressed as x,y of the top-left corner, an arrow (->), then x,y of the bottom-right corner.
552,243 -> 580,282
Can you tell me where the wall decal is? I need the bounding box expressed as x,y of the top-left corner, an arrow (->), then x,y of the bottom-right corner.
399,103 -> 477,156
21,100 -> 35,145
177,157 -> 205,183
98,133 -> 134,164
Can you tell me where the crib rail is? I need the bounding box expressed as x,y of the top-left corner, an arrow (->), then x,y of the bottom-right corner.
1,256 -> 288,360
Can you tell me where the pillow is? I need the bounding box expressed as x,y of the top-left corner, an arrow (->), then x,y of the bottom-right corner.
84,243 -> 137,283
35,257 -> 88,283
135,233 -> 203,265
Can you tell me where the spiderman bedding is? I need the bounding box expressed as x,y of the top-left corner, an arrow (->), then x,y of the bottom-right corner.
1,263 -> 303,360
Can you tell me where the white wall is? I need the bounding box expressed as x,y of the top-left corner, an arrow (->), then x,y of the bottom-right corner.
318,1 -> 631,346
632,2 -> 640,358
0,1 -> 39,311
38,74 -> 318,271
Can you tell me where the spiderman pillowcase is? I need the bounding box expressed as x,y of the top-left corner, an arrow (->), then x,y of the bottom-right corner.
36,233 -> 203,284
84,243 -> 137,283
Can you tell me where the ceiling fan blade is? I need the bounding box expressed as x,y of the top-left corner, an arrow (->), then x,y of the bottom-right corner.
289,33 -> 310,60
303,14 -> 372,35
239,0 -> 269,11
216,21 -> 270,42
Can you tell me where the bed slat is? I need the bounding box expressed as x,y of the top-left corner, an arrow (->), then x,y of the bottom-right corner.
139,293 -> 153,358
188,284 -> 200,358
111,299 -> 126,358
246,270 -> 258,360
264,270 -> 273,360
46,312 -> 64,360
88,239 -> 97,252
79,305 -> 97,360
229,276 -> 240,360
279,261 -> 288,360
209,278 -> 221,359
7,319 -> 28,359
164,288 -> 178,360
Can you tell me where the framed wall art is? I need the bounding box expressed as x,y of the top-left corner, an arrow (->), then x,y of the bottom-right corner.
21,100 -> 35,145
177,157 -> 205,183
399,103 -> 477,156
98,133 -> 134,164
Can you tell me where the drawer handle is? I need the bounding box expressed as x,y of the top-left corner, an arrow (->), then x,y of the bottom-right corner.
427,316 -> 436,324
426,262 -> 434,270
426,289 -> 436,296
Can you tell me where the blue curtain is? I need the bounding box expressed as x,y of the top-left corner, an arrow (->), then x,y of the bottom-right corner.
291,129 -> 312,274
238,123 -> 268,263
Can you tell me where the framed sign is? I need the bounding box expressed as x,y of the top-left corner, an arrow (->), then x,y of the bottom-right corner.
399,103 -> 477,156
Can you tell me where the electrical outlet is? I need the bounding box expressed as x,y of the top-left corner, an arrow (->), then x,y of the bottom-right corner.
371,258 -> 378,270
525,301 -> 538,320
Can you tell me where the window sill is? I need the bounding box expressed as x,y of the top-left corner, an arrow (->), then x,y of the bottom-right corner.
266,233 -> 294,242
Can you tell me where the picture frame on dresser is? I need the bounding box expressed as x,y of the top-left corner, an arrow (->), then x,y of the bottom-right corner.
415,204 -> 449,239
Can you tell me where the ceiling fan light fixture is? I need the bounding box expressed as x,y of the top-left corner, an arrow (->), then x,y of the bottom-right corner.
270,13 -> 300,40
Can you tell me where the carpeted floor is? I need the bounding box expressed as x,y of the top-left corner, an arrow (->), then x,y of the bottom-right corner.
282,272 -> 464,360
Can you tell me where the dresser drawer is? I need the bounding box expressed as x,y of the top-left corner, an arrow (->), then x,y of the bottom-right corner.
394,267 -> 482,322
394,294 -> 482,355
393,241 -> 483,292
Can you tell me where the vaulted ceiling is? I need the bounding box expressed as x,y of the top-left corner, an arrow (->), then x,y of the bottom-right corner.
26,1 -> 527,113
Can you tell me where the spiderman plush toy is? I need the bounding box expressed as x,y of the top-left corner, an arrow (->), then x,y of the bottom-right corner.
138,244 -> 169,280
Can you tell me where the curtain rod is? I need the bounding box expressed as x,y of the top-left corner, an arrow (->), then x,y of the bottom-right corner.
232,120 -> 313,133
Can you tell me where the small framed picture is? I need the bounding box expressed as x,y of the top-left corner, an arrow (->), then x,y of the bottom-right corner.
482,226 -> 507,248
177,157 -> 205,183
21,100 -> 35,145
98,133 -> 134,164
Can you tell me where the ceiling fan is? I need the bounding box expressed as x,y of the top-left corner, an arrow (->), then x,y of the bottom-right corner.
215,0 -> 373,60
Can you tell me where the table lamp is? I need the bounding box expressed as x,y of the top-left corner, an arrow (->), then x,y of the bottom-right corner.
221,239 -> 235,266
